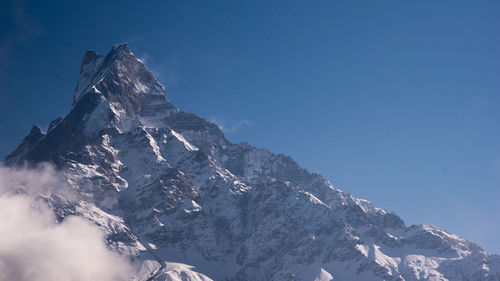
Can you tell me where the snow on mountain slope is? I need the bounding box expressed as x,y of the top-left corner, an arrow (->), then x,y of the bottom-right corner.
4,44 -> 500,281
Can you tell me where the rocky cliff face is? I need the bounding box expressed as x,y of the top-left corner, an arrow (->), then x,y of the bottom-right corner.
5,44 -> 500,281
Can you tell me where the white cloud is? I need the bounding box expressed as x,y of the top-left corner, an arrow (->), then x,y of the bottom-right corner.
138,53 -> 150,64
0,163 -> 72,199
209,117 -> 251,133
0,165 -> 134,281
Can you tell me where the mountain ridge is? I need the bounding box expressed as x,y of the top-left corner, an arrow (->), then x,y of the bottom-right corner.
4,44 -> 500,281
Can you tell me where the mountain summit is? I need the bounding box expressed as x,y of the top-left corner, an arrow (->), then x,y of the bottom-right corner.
5,45 -> 500,281
74,44 -> 171,117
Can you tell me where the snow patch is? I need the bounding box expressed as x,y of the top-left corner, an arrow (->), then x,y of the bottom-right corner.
171,130 -> 199,151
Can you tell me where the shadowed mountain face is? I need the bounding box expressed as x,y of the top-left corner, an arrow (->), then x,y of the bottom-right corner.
6,44 -> 500,281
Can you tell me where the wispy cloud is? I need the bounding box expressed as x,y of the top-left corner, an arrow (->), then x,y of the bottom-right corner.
209,117 -> 252,133
137,53 -> 150,64
143,54 -> 166,83
133,47 -> 183,92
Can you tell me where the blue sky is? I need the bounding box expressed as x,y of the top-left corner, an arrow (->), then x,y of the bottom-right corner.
1,0 -> 499,253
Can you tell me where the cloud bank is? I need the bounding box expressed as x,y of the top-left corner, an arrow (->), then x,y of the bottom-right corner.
0,165 -> 133,281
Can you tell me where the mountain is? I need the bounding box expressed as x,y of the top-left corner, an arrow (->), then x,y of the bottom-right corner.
5,44 -> 500,281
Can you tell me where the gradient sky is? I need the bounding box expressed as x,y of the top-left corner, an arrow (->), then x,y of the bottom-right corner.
1,0 -> 499,253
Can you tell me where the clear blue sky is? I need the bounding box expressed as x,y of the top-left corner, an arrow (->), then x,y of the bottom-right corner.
1,0 -> 499,253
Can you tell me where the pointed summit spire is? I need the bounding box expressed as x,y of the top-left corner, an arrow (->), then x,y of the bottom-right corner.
74,43 -> 150,104
109,42 -> 132,54
73,44 -> 174,120
79,44 -> 130,75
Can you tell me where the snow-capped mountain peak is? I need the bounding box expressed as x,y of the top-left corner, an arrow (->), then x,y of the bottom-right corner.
5,45 -> 500,281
